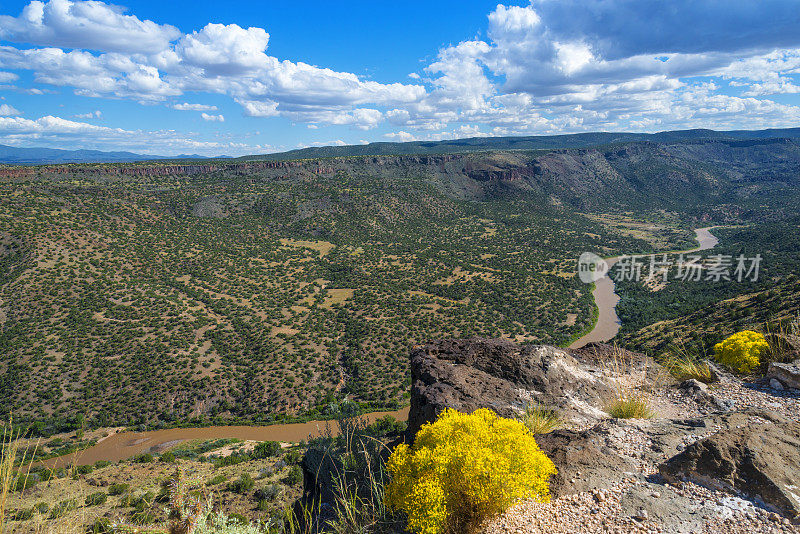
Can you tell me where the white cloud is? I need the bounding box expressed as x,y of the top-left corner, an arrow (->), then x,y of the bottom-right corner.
3,0 -> 800,148
0,104 -> 21,115
384,131 -> 416,142
0,0 -> 180,54
0,0 -> 426,128
239,100 -> 279,117
177,23 -> 270,76
385,0 -> 800,137
0,113 -> 267,155
200,112 -> 224,122
74,110 -> 101,119
173,102 -> 217,111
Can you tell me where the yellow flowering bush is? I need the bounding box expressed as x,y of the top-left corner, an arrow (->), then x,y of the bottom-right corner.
385,408 -> 556,534
713,330 -> 769,374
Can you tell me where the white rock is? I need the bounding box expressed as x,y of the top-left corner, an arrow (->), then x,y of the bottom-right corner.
769,378 -> 785,391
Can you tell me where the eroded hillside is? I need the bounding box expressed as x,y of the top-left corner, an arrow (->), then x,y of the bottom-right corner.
2,139 -> 800,429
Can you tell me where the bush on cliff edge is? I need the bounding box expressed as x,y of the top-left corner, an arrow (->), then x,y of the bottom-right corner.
385,408 -> 556,534
714,330 -> 769,374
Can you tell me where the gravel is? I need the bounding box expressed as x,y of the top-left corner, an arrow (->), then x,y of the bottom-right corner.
483,373 -> 800,533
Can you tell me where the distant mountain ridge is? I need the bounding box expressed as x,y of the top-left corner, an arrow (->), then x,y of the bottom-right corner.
240,127 -> 800,161
4,127 -> 800,164
0,144 -> 208,165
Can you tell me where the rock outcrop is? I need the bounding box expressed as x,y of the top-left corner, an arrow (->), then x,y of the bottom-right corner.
407,338 -> 644,438
659,411 -> 800,519
767,360 -> 800,390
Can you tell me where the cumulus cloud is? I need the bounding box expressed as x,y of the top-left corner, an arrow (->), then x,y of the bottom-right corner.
74,110 -> 101,119
0,70 -> 18,83
0,0 -> 425,128
386,0 -> 800,137
0,104 -> 21,116
0,0 -> 180,54
200,112 -> 224,122
0,113 -> 268,155
2,0 -> 800,148
173,102 -> 217,111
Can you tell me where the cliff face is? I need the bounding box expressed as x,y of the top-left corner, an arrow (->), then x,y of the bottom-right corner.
406,337 -> 800,525
406,338 -> 623,437
3,139 -> 800,213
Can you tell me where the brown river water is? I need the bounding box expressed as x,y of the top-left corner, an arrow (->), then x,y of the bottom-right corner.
42,407 -> 409,469
569,227 -> 720,349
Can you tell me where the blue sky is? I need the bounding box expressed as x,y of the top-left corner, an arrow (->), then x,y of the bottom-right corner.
1,0 -> 800,156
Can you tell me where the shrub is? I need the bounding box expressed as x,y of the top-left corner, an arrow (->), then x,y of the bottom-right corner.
48,499 -> 77,519
88,517 -> 112,533
133,453 -> 153,463
283,449 -> 302,464
714,330 -> 769,374
252,441 -> 280,459
254,484 -> 281,502
385,408 -> 556,534
284,465 -> 302,486
12,508 -> 34,521
207,474 -> 227,486
94,460 -> 112,469
605,395 -> 654,419
85,491 -> 107,506
518,402 -> 561,435
75,464 -> 93,475
160,451 -> 176,463
228,473 -> 254,494
14,473 -> 38,492
108,483 -> 130,495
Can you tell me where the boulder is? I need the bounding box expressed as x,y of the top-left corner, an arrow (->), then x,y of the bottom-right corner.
407,338 -> 621,438
535,421 -> 640,496
767,360 -> 800,390
658,412 -> 800,519
677,379 -> 733,413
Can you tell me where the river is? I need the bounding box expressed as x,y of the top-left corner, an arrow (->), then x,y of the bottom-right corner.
41,407 -> 409,468
569,227 -> 720,349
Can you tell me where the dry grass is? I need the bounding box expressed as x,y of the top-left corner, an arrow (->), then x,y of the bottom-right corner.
601,344 -> 657,420
605,396 -> 655,419
663,342 -> 716,383
666,356 -> 715,383
763,313 -> 800,365
518,403 -> 562,435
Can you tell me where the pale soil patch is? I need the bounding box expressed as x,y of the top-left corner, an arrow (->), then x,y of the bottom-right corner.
279,238 -> 335,256
272,325 -> 300,337
321,288 -> 354,309
201,440 -> 290,458
433,266 -> 498,285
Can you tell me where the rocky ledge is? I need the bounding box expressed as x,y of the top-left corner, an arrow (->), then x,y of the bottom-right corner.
407,338 -> 800,533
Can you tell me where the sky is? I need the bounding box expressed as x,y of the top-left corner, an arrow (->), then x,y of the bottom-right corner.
1,0 -> 800,156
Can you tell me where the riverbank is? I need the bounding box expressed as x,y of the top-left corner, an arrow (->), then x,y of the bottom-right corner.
569,227 -> 720,349
39,407 -> 408,468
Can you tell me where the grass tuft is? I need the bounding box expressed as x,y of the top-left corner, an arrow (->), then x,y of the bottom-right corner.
518,403 -> 562,435
666,355 -> 715,383
605,395 -> 655,419
600,344 -> 657,420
